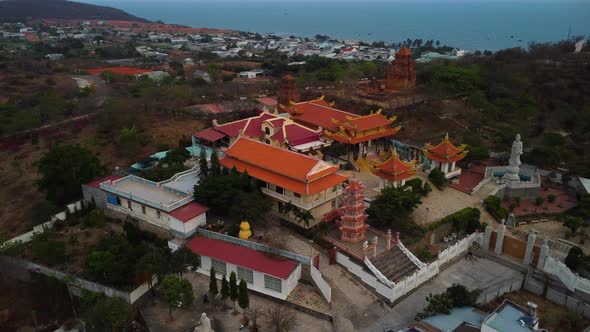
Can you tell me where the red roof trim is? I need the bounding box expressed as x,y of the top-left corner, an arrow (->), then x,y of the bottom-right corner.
169,202 -> 209,223
84,175 -> 122,189
186,236 -> 298,279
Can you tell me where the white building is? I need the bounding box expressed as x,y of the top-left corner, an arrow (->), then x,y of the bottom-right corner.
82,167 -> 208,238
238,69 -> 264,79
186,236 -> 302,300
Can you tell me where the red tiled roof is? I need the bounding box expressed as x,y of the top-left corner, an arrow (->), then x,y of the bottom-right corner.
325,126 -> 401,144
213,112 -> 276,137
85,67 -> 154,76
169,202 -> 209,223
424,133 -> 468,163
287,100 -> 357,132
193,127 -> 226,142
220,137 -> 347,195
341,113 -> 395,131
186,236 -> 298,279
257,97 -> 278,106
270,122 -> 321,146
84,175 -> 122,189
372,149 -> 417,182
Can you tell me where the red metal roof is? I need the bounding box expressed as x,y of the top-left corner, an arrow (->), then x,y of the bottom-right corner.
84,175 -> 122,189
186,236 -> 298,279
193,127 -> 226,142
270,122 -> 321,146
169,202 -> 209,223
213,112 -> 276,137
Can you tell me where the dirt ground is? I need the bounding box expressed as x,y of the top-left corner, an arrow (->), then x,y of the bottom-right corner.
0,112 -> 208,240
480,290 -> 590,332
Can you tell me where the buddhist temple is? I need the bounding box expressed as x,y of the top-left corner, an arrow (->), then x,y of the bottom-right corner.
284,98 -> 401,159
424,133 -> 468,179
339,179 -> 368,243
277,74 -> 300,111
372,149 -> 418,189
386,46 -> 416,91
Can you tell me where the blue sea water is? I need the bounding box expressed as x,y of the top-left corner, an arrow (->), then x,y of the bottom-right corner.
80,0 -> 590,51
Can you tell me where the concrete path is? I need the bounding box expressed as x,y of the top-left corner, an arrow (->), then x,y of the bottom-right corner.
360,257 -> 524,332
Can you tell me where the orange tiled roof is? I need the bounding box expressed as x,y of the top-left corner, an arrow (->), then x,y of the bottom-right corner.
340,111 -> 396,132
372,149 -> 417,182
424,133 -> 468,163
286,98 -> 356,132
324,126 -> 401,144
220,137 -> 347,195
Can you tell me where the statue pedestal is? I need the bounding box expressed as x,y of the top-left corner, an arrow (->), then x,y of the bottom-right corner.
502,166 -> 521,184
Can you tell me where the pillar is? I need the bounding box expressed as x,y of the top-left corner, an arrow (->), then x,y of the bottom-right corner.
483,225 -> 493,250
395,232 -> 400,246
537,240 -> 549,270
386,229 -> 392,250
523,232 -> 537,265
451,161 -> 456,172
495,223 -> 506,255
372,236 -> 378,258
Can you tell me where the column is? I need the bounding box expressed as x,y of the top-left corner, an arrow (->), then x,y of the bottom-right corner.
483,225 -> 493,250
451,161 -> 456,172
523,232 -> 537,265
495,223 -> 506,255
386,229 -> 392,251
537,240 -> 549,270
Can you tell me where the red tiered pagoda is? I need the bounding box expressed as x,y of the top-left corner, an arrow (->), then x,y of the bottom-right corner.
386,46 -> 416,91
372,149 -> 418,189
424,133 -> 469,179
339,179 -> 369,243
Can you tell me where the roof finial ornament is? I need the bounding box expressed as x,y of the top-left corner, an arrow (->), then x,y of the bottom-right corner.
444,132 -> 450,141
392,148 -> 398,158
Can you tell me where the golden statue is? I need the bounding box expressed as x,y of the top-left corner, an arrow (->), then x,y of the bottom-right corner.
239,220 -> 252,239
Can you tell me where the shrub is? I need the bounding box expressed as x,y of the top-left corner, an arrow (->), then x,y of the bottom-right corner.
565,246 -> 584,270
417,247 -> 435,262
535,196 -> 545,206
31,239 -> 66,266
547,194 -> 557,203
484,195 -> 509,220
431,207 -> 481,233
428,168 -> 447,189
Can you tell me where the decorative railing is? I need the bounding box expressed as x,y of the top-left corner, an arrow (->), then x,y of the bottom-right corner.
365,256 -> 395,287
398,239 -> 427,269
543,256 -> 590,294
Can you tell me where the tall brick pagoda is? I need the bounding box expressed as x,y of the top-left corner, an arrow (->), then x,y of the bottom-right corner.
386,46 -> 416,90
277,74 -> 300,112
339,179 -> 368,243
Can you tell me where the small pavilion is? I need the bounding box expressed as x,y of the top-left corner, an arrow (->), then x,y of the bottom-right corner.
424,133 -> 468,179
372,149 -> 418,189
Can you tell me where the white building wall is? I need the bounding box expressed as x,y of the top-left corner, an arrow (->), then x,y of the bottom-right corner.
117,197 -> 171,229
196,255 -> 300,300
169,214 -> 207,238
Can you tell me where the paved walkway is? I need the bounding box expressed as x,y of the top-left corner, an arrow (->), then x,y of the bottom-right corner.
361,257 -> 525,332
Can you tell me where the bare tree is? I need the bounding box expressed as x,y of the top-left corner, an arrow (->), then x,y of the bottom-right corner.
244,304 -> 264,332
264,305 -> 296,332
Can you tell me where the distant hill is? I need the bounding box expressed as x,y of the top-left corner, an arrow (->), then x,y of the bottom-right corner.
0,0 -> 149,22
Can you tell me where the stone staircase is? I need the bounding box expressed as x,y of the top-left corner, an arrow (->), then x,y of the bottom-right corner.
370,247 -> 418,283
473,180 -> 500,200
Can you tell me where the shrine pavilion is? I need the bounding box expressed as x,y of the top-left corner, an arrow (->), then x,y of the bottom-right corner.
372,149 -> 418,189
284,97 -> 401,160
424,133 -> 468,179
339,179 -> 368,243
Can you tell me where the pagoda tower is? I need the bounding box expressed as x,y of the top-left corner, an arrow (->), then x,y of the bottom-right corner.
386,46 -> 416,90
277,74 -> 300,112
339,179 -> 368,243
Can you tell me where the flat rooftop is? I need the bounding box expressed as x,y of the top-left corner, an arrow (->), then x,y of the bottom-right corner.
484,301 -> 536,332
162,171 -> 200,194
113,179 -> 183,206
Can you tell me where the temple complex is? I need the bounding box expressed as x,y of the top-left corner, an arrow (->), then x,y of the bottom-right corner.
277,74 -> 300,111
339,179 -> 369,243
284,97 -> 401,159
424,133 -> 468,179
386,46 -> 416,90
372,149 -> 418,189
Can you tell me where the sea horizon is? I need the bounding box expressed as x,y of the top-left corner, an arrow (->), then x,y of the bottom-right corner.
79,0 -> 590,51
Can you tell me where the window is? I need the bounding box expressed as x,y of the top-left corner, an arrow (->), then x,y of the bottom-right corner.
275,186 -> 284,195
127,200 -> 132,211
265,139 -> 271,144
211,259 -> 227,275
237,266 -> 254,284
332,185 -> 338,192
294,192 -> 301,199
265,127 -> 270,135
142,205 -> 146,214
156,210 -> 161,219
264,274 -> 282,292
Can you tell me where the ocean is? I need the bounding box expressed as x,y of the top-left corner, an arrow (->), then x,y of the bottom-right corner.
80,0 -> 590,51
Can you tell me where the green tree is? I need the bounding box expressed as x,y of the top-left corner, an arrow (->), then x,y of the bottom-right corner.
238,279 -> 249,311
428,168 -> 447,189
446,283 -> 480,307
162,275 -> 194,321
366,187 -> 422,230
209,267 -> 218,299
31,238 -> 66,266
169,247 -> 201,279
193,173 -> 249,216
221,274 -> 230,303
230,191 -> 272,222
136,248 -> 166,295
31,200 -> 59,226
198,148 -> 209,178
83,296 -> 128,332
117,126 -> 148,156
565,246 -> 584,270
210,149 -> 221,176
85,251 -> 115,283
37,144 -> 104,206
416,292 -> 453,319
229,271 -> 239,311
564,216 -> 583,234
162,146 -> 190,165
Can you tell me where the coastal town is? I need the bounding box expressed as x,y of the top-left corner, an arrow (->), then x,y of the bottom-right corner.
2,1 -> 590,332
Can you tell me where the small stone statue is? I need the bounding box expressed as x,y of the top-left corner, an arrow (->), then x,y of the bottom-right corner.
193,312 -> 213,332
503,134 -> 523,183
